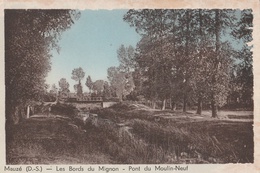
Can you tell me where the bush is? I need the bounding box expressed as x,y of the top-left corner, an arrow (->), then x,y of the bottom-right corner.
50,103 -> 77,118
103,97 -> 120,102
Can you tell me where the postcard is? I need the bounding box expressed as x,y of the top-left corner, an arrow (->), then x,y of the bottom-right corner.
1,0 -> 259,173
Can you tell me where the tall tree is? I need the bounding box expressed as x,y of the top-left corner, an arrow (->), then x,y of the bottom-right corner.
186,9 -> 215,115
74,83 -> 83,96
117,45 -> 136,97
58,78 -> 70,100
107,67 -> 126,101
231,9 -> 253,107
50,84 -> 58,101
124,9 -> 174,110
58,78 -> 70,92
71,67 -> 85,83
5,9 -> 79,124
103,81 -> 112,98
117,44 -> 135,72
174,9 -> 199,112
93,80 -> 105,96
209,9 -> 235,117
50,84 -> 58,96
71,67 -> 85,96
124,9 -> 244,115
85,75 -> 93,93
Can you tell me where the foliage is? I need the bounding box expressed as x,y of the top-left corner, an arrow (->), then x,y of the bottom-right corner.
74,83 -> 83,97
107,67 -> 126,101
230,9 -> 253,107
123,9 -> 251,115
58,78 -> 70,92
107,44 -> 136,101
92,80 -> 105,96
50,84 -> 58,96
71,67 -> 85,83
71,67 -> 85,96
85,75 -> 93,93
50,103 -> 77,118
103,81 -> 112,98
117,44 -> 135,72
5,9 -> 80,124
42,92 -> 56,102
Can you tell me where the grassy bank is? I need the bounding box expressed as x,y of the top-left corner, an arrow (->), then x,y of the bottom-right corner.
92,103 -> 253,163
6,103 -> 253,164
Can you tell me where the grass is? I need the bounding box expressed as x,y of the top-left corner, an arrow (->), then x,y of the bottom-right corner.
92,103 -> 254,163
6,102 -> 253,164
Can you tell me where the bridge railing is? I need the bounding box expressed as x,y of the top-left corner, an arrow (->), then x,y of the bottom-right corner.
76,96 -> 103,102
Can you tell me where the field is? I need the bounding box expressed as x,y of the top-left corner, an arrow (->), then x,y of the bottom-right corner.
6,103 -> 253,164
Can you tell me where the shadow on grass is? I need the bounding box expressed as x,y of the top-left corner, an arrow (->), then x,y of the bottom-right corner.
6,102 -> 254,164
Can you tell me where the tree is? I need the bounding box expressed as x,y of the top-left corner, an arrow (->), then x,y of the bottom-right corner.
93,80 -> 105,96
103,81 -> 112,98
173,9 -> 199,112
179,9 -> 235,116
124,73 -> 135,96
124,9 -> 175,110
74,84 -> 78,93
185,9 -> 216,115
124,9 -> 245,116
49,84 -> 58,101
117,44 -> 135,72
117,45 -> 136,98
85,75 -> 93,93
208,9 -> 235,117
107,66 -> 127,101
5,9 -> 80,124
134,35 -> 173,109
58,78 -> 70,100
58,78 -> 70,92
50,84 -> 58,95
71,67 -> 85,83
71,67 -> 85,96
231,9 -> 253,107
74,83 -> 83,97
106,45 -> 136,101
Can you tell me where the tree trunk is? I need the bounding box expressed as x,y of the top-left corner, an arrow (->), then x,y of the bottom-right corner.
196,97 -> 202,115
169,98 -> 172,110
27,105 -> 33,118
171,102 -> 176,111
152,101 -> 156,109
211,99 -> 218,118
13,106 -> 21,124
161,99 -> 166,110
211,9 -> 220,119
183,95 -> 187,112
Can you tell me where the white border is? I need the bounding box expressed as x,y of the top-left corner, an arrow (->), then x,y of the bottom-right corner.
1,0 -> 259,173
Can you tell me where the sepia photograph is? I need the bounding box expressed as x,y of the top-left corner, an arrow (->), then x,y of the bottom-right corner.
5,8 -> 254,165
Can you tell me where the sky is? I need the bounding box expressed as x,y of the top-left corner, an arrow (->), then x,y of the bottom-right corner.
45,10 -> 141,92
46,9 -> 245,93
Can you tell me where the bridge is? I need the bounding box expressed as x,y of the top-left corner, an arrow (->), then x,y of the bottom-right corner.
66,96 -> 103,103
59,92 -> 103,103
